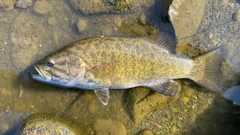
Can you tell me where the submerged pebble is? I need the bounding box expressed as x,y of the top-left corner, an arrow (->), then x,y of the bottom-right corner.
114,16 -> 122,27
33,0 -> 53,15
213,0 -> 229,10
77,18 -> 88,33
16,0 -> 33,8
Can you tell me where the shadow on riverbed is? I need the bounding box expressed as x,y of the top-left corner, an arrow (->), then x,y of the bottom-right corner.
183,96 -> 240,135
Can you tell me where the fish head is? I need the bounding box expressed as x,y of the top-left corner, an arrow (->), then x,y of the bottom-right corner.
32,52 -> 87,87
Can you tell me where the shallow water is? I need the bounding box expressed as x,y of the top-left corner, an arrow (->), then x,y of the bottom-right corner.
0,0 -> 240,134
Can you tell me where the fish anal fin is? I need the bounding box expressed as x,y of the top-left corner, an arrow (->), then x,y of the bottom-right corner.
148,80 -> 181,97
94,88 -> 109,105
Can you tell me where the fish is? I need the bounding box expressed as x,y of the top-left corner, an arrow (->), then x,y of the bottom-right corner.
224,85 -> 240,105
31,33 -> 224,105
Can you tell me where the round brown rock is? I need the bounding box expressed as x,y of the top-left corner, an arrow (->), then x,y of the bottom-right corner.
16,118 -> 76,135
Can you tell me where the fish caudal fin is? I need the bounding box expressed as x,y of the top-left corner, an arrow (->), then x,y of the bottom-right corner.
191,48 -> 225,94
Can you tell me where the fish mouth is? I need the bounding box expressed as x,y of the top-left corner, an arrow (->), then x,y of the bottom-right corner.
33,65 -> 43,77
31,65 -> 51,81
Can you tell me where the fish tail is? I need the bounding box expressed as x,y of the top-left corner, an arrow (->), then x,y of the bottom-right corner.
190,48 -> 225,94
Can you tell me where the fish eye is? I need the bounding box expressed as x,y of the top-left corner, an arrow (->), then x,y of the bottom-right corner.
47,59 -> 54,67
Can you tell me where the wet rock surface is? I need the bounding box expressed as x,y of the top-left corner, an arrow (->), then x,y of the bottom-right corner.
169,0 -> 208,44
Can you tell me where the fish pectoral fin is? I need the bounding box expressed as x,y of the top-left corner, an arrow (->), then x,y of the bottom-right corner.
148,80 -> 181,97
77,63 -> 86,81
94,88 -> 110,105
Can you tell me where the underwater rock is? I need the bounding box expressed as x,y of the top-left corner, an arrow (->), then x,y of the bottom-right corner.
117,18 -> 157,37
169,0 -> 208,44
128,87 -> 181,124
114,16 -> 122,27
68,0 -> 155,15
10,13 -> 45,72
16,116 -> 77,135
0,0 -> 15,10
33,0 -> 53,15
16,0 -> 33,8
93,117 -> 126,135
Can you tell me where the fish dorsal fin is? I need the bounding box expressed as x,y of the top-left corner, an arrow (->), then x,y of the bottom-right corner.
141,32 -> 177,53
148,80 -> 180,97
94,88 -> 109,105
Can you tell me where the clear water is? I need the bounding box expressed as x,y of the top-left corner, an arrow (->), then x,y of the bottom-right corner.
0,0 -> 240,134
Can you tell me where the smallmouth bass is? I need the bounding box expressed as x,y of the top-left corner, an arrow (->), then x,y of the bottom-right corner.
32,33 -> 224,105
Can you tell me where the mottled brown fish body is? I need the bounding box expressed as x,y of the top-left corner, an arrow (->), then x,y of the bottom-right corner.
33,35 -> 226,105
51,37 -> 193,88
